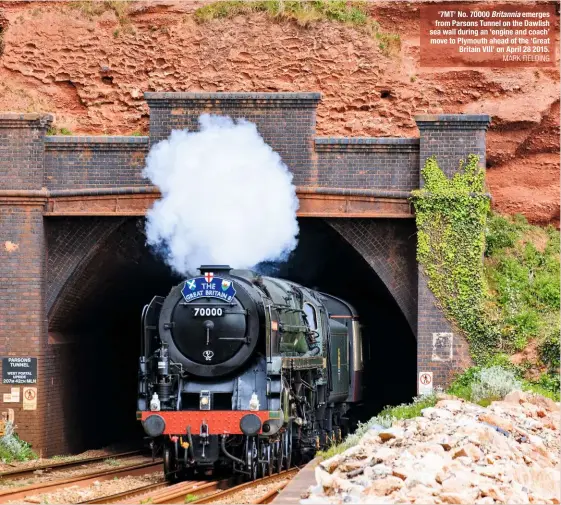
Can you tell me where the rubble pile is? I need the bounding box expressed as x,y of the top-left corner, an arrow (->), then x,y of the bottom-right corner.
305,391 -> 560,504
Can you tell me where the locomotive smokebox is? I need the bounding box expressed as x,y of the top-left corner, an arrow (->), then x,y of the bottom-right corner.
199,265 -> 232,274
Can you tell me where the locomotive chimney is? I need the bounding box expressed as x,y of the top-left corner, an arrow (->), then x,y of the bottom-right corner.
199,265 -> 232,274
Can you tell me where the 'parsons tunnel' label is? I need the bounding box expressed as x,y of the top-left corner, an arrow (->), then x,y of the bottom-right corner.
181,275 -> 236,303
2,358 -> 37,384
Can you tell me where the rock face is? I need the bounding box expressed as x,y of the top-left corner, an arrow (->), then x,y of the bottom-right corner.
305,391 -> 560,504
0,1 -> 558,225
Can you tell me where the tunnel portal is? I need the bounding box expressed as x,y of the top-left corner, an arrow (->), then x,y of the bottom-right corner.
46,217 -> 416,452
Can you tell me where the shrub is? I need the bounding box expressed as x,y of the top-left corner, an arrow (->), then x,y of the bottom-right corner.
471,366 -> 522,403
485,213 -> 520,256
0,422 -> 37,463
539,331 -> 560,371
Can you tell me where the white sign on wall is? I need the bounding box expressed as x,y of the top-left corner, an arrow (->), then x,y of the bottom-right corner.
418,371 -> 433,395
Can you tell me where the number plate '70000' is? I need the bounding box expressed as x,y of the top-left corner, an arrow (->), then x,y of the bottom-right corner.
192,307 -> 225,317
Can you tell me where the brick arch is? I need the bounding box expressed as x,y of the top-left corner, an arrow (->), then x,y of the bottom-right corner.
327,218 -> 418,335
46,216 -> 127,327
43,217 -> 180,454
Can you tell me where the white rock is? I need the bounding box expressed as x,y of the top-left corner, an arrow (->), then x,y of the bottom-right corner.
315,466 -> 335,489
422,407 -> 454,420
371,463 -> 392,477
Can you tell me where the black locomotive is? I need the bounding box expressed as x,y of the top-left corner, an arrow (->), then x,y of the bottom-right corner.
137,265 -> 363,480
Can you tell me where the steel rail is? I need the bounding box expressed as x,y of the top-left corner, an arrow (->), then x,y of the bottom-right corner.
118,479 -> 225,505
0,450 -> 143,481
0,461 -> 162,503
252,480 -> 290,504
190,468 -> 299,504
80,481 -> 169,504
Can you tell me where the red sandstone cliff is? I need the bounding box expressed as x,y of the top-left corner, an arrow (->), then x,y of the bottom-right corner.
0,1 -> 558,225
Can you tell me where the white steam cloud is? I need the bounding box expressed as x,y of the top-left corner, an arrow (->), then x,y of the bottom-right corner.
143,114 -> 300,275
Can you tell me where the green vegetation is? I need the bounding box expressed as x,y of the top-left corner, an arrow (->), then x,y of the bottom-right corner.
68,1 -> 134,32
0,422 -> 37,463
194,1 -> 400,56
103,457 -> 120,467
69,1 -> 130,21
184,495 -> 198,503
449,363 -> 559,404
47,126 -> 73,136
319,155 -> 559,461
412,155 -> 559,397
485,213 -> 559,353
412,154 -> 492,360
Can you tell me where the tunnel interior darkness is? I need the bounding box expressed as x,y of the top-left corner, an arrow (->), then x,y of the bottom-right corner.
50,217 -> 416,453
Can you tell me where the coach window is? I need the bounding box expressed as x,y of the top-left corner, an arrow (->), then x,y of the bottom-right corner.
303,303 -> 318,331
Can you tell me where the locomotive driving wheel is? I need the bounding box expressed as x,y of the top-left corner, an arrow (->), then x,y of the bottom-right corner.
246,436 -> 258,481
283,423 -> 293,469
163,444 -> 179,483
259,439 -> 272,477
273,437 -> 283,474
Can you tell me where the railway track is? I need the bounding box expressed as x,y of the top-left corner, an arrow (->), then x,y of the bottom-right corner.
0,450 -> 143,481
190,469 -> 299,504
80,481 -> 169,504
0,461 -> 162,503
0,457 -> 299,505
112,468 -> 299,505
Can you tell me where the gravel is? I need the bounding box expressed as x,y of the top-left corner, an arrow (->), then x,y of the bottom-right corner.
208,475 -> 292,504
18,473 -> 164,504
0,456 -> 154,489
0,446 -> 134,473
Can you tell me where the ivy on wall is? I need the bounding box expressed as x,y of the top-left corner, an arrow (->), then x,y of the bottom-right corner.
412,155 -> 495,363
412,155 -> 560,397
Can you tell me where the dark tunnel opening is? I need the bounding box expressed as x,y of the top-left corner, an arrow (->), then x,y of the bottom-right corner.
49,217 -> 416,453
264,219 -> 417,419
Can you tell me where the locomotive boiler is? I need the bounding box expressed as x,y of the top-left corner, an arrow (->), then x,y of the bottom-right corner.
137,265 -> 363,481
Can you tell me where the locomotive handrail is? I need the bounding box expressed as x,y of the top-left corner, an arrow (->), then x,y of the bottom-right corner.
141,304 -> 149,358
266,304 -> 274,364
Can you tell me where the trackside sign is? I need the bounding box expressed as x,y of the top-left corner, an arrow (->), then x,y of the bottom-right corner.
2,358 -> 37,384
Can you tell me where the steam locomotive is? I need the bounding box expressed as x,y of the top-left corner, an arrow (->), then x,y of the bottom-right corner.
137,265 -> 363,480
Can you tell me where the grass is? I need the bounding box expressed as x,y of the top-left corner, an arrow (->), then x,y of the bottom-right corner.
184,495 -> 198,503
103,458 -> 120,467
50,454 -> 70,461
47,127 -> 73,136
68,1 -> 134,32
69,1 -> 130,20
194,0 -> 400,56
